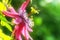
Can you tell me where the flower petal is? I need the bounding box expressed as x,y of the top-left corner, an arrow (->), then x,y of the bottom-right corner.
27,26 -> 33,32
22,26 -> 33,40
18,0 -> 30,12
20,2 -> 26,10
13,18 -> 22,24
25,30 -> 33,40
13,25 -> 21,40
13,21 -> 25,40
19,35 -> 22,40
8,7 -> 18,14
26,23 -> 33,32
2,11 -> 20,18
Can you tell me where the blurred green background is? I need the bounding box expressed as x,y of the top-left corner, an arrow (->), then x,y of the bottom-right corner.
0,0 -> 60,40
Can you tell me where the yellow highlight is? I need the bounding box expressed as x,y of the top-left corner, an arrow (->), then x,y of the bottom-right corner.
2,0 -> 8,4
0,37 -> 2,40
0,2 -> 6,11
0,29 -> 11,40
31,7 -> 40,14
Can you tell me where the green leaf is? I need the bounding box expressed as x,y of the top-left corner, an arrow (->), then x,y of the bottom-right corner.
1,20 -> 12,32
0,29 -> 12,40
0,14 -> 12,24
0,15 -> 7,22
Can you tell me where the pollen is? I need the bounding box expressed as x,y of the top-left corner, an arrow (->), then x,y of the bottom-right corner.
31,7 -> 40,14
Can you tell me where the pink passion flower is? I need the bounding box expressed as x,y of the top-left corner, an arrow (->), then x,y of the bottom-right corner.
2,0 -> 34,40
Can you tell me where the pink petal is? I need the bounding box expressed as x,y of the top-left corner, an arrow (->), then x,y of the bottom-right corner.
20,2 -> 26,10
14,25 -> 22,40
22,0 -> 30,10
25,30 -> 33,40
26,23 -> 33,32
19,35 -> 22,40
22,27 -> 25,36
8,7 -> 18,14
2,11 -> 20,18
27,26 -> 33,32
12,25 -> 22,40
13,18 -> 22,24
14,21 -> 25,40
22,26 -> 33,40
25,0 -> 30,9
18,0 -> 30,12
